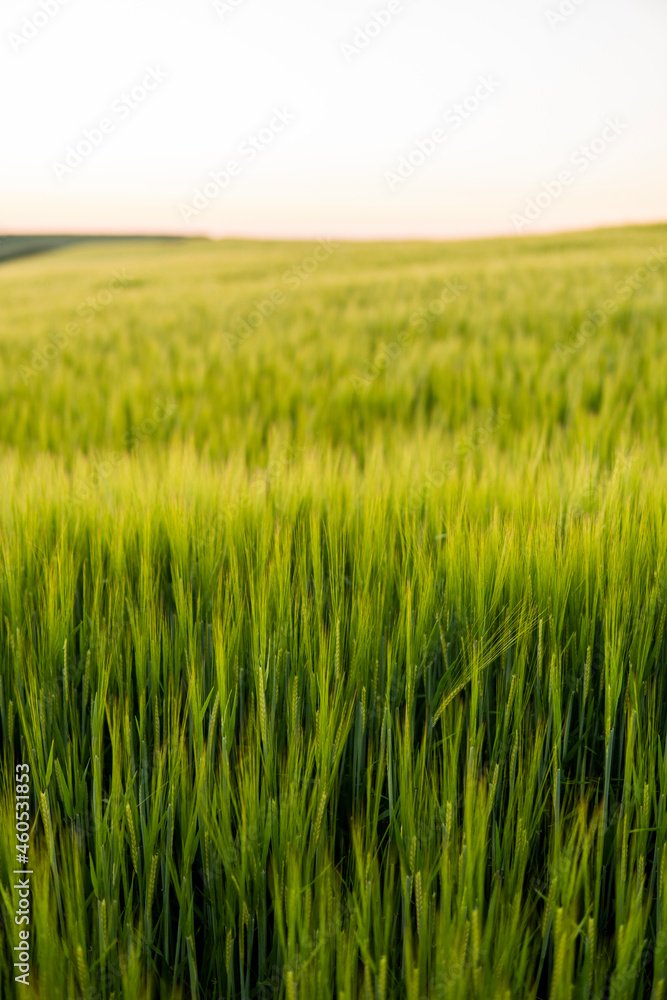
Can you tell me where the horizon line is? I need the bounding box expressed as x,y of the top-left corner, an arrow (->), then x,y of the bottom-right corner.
2,218 -> 666,247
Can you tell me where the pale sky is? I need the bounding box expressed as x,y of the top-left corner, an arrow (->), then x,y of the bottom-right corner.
1,0 -> 666,239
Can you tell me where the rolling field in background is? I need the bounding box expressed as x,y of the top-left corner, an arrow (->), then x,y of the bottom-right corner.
1,225 -> 667,998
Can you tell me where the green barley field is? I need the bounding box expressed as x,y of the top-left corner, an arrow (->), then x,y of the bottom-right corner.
1,224 -> 667,999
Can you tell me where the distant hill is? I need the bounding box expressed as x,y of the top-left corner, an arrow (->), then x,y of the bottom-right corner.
0,234 -> 186,264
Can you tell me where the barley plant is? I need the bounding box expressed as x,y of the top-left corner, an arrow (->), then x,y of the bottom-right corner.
1,226 -> 667,998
